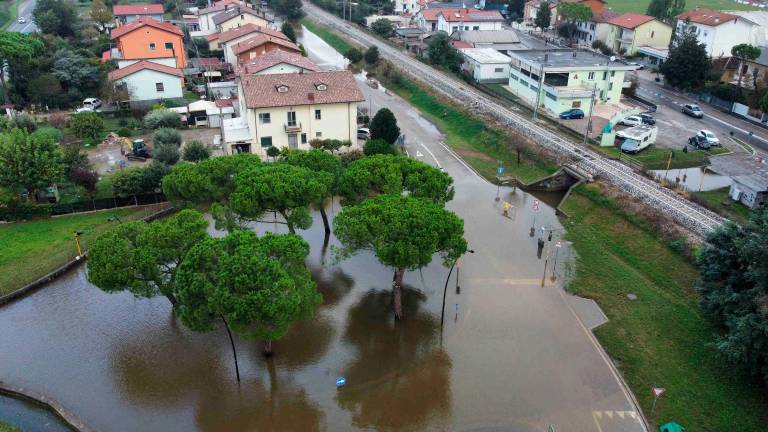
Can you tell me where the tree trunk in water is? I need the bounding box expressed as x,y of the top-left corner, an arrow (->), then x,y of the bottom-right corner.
0,66 -> 10,110
319,206 -> 331,235
263,339 -> 273,356
392,267 -> 405,320
220,315 -> 241,383
164,292 -> 178,307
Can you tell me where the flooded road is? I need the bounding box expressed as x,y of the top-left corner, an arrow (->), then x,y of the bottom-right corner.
0,27 -> 646,432
649,166 -> 732,192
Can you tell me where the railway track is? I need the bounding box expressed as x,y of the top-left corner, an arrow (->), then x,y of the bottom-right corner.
303,2 -> 726,235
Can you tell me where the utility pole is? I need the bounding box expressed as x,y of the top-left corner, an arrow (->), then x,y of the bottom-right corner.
532,58 -> 546,120
582,82 -> 597,146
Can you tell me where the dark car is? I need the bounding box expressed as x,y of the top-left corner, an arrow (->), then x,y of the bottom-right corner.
688,134 -> 710,149
682,104 -> 704,118
559,108 -> 584,120
639,113 -> 656,125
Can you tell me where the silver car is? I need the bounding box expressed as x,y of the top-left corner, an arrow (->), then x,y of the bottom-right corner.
682,104 -> 704,118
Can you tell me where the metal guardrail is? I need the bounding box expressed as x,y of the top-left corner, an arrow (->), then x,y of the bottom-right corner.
304,3 -> 725,236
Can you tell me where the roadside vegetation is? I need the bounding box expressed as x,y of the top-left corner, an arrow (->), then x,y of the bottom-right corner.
0,0 -> 21,30
594,144 -> 730,170
561,184 -> 768,431
0,206 -> 159,295
691,186 -> 753,225
0,420 -> 20,432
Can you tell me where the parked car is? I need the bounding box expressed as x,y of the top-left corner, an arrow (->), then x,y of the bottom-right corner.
357,128 -> 371,140
639,113 -> 656,125
75,106 -> 95,113
688,134 -> 711,149
682,104 -> 704,118
559,108 -> 584,120
696,129 -> 720,146
620,115 -> 643,126
17,16 -> 25,24
83,97 -> 102,109
627,62 -> 644,70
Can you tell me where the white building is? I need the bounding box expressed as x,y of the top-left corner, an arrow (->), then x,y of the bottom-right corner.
729,173 -> 768,209
196,0 -> 251,33
108,61 -> 184,107
574,11 -> 618,46
460,48 -> 511,83
237,50 -> 320,75
113,4 -> 164,24
416,8 -> 504,32
675,8 -> 758,58
231,70 -> 365,156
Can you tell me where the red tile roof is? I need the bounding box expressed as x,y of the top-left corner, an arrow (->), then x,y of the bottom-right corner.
113,4 -> 164,15
675,8 -> 738,27
108,60 -> 184,81
111,17 -> 183,39
215,99 -> 234,107
197,0 -> 251,15
217,23 -> 288,44
231,34 -> 300,55
592,10 -> 619,23
607,13 -> 656,29
237,50 -> 320,74
241,71 -> 365,109
451,40 -> 473,49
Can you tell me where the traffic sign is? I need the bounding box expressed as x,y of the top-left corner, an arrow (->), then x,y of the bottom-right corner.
652,387 -> 665,398
533,199 -> 540,212
497,166 -> 505,175
555,240 -> 562,248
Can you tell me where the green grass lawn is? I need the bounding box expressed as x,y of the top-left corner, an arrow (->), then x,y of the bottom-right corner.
691,186 -> 753,224
595,144 -> 729,170
0,207 -> 159,296
0,421 -> 20,432
300,19 -> 356,54
606,0 -> 760,14
561,184 -> 768,431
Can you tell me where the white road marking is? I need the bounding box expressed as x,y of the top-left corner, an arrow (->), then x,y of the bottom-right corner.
415,150 -> 424,157
418,141 -> 441,169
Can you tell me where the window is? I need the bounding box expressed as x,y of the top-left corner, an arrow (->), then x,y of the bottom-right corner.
258,113 -> 271,124
165,42 -> 173,49
149,43 -> 156,50
301,133 -> 307,144
452,26 -> 458,32
315,109 -> 321,120
260,137 -> 272,147
510,73 -> 519,81
316,84 -> 327,91
473,26 -> 479,30
609,82 -> 613,91
545,91 -> 556,101
588,72 -> 595,80
572,101 -> 581,108
277,85 -> 288,93
155,82 -> 164,92
316,132 -> 322,138
651,30 -> 655,38
287,111 -> 297,126
494,68 -> 503,73
610,71 -> 615,77
241,14 -> 245,19
590,23 -> 595,30
602,71 -> 607,80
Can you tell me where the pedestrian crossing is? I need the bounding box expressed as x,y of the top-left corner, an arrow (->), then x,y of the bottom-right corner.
592,410 -> 645,432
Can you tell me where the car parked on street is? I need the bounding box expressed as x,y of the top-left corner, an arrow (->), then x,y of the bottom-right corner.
357,128 -> 371,140
559,108 -> 584,119
682,104 -> 704,118
639,113 -> 656,125
620,115 -> 643,126
696,129 -> 720,146
17,16 -> 26,24
688,134 -> 711,149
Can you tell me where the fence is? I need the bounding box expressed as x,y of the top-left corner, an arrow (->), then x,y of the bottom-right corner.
1,193 -> 168,221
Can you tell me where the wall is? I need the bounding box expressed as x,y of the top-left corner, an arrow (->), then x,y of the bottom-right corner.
624,21 -> 672,55
470,61 -> 510,82
218,14 -> 271,32
117,26 -> 186,67
117,57 -> 177,68
677,19 -> 753,59
118,69 -> 184,102
253,63 -> 303,75
437,16 -> 502,33
222,33 -> 264,64
247,102 -> 358,156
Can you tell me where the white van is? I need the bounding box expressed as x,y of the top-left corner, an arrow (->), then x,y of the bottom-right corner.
617,125 -> 657,154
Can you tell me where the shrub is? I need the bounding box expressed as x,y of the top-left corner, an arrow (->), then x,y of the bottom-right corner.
154,143 -> 180,165
111,161 -> 169,196
363,138 -> 397,156
153,127 -> 182,147
117,127 -> 132,137
364,46 -> 380,64
340,149 -> 365,166
143,109 -> 182,129
70,112 -> 104,140
266,145 -> 281,160
12,113 -> 38,132
48,112 -> 69,129
182,140 -> 211,162
371,18 -> 394,38
32,127 -> 64,143
344,47 -> 363,63
369,108 -> 400,144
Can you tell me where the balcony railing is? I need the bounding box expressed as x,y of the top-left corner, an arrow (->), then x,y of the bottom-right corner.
284,122 -> 302,133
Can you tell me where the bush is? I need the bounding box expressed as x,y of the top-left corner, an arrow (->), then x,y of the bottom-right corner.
70,112 -> 104,140
154,143 -> 180,165
12,113 -> 38,132
32,127 -> 64,143
48,112 -> 69,129
363,138 -> 397,156
344,47 -> 363,63
371,18 -> 394,38
266,145 -> 281,159
143,109 -> 182,129
111,161 -> 169,197
364,46 -> 380,64
182,140 -> 211,162
153,128 -> 182,147
340,149 -> 365,166
117,127 -> 132,137
369,108 -> 400,144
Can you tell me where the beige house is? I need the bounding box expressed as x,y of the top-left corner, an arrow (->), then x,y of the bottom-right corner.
231,71 -> 364,156
606,13 -> 672,56
207,23 -> 289,61
213,6 -> 272,32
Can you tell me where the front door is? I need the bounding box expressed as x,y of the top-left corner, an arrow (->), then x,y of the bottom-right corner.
288,133 -> 298,149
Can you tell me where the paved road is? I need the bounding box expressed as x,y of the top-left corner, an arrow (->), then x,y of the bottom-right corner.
6,0 -> 38,33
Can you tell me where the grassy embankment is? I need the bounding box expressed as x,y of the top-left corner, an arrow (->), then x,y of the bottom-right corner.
0,206 -> 162,296
562,184 -> 768,431
607,0 -> 760,14
0,421 -> 19,432
302,18 -> 768,430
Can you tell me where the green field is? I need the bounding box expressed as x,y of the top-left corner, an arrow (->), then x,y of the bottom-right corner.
606,0 -> 760,14
0,206 -> 163,296
561,184 -> 768,431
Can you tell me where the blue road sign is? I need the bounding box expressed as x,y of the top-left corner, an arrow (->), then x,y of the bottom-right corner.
336,377 -> 346,387
497,166 -> 505,175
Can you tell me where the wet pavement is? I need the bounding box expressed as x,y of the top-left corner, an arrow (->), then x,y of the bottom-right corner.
649,166 -> 733,192
0,27 -> 646,432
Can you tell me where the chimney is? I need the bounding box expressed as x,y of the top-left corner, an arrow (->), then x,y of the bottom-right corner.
308,93 -> 315,101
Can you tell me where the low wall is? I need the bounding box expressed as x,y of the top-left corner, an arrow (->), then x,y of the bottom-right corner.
0,385 -> 93,432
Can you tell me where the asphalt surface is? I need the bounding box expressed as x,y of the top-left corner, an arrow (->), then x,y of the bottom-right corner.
6,0 -> 38,33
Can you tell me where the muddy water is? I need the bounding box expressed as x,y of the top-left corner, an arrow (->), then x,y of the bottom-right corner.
649,166 -> 732,192
0,394 -> 73,431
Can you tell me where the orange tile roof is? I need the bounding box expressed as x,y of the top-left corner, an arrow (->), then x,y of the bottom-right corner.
675,8 -> 738,27
241,71 -> 364,109
217,23 -> 288,44
111,17 -> 183,39
607,13 -> 656,29
113,4 -> 164,15
231,34 -> 300,55
108,61 -> 184,81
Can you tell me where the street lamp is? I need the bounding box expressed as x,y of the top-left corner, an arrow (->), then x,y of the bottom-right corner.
440,249 -> 475,332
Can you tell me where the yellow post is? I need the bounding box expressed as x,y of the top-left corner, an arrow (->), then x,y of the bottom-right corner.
665,151 -> 673,171
74,231 -> 83,257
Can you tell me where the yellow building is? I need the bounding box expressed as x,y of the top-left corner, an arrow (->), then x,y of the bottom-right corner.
606,13 -> 672,56
213,6 -> 273,32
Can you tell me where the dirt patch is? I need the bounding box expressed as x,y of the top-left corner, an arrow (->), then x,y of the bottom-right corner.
455,148 -> 495,161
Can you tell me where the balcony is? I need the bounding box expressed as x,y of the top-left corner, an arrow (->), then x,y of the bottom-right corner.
542,83 -> 593,99
284,122 -> 302,133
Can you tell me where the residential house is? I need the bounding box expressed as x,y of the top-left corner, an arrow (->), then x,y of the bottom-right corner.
524,0 -> 558,28
110,18 -> 186,68
416,8 -> 504,33
730,172 -> 768,208
606,13 -> 672,56
230,34 -> 301,65
212,6 -> 273,32
573,10 -> 618,45
460,48 -> 511,82
364,15 -> 410,28
396,0 -> 437,14
507,49 -> 635,116
726,11 -> 768,47
722,46 -> 768,90
237,50 -> 320,75
210,23 -> 289,62
113,4 -> 164,24
196,0 -> 252,33
450,29 -> 522,55
108,61 -> 184,107
555,0 -> 606,25
231,70 -> 364,156
675,8 -> 758,58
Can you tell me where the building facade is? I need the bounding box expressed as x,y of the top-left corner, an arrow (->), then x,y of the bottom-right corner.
108,61 -> 184,106
110,18 -> 186,67
606,13 -> 672,55
113,4 -> 164,24
675,8 -> 757,58
231,35 -> 301,65
416,8 -> 504,32
461,48 -> 511,83
212,7 -> 273,32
